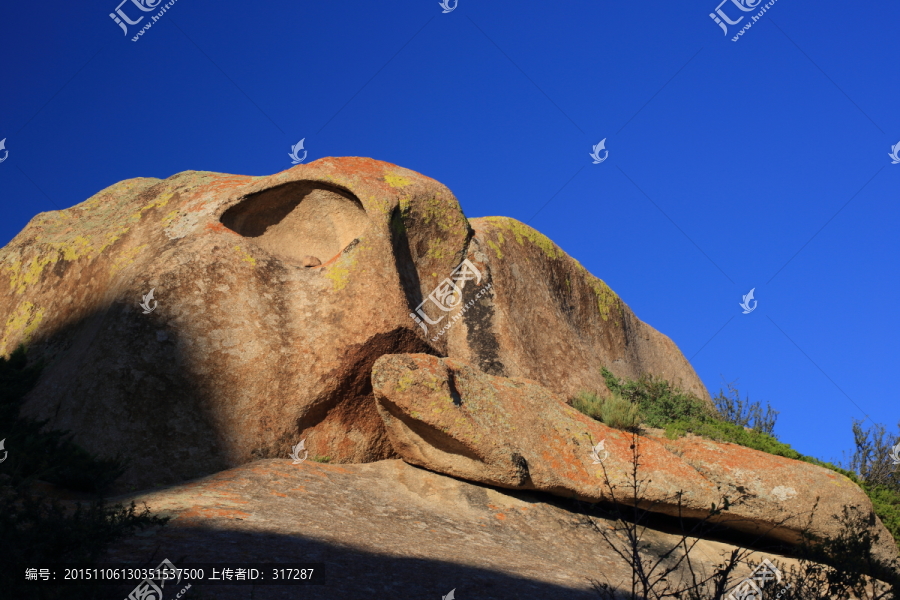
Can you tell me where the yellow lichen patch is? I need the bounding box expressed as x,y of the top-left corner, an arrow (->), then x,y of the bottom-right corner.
162,210 -> 180,227
96,225 -> 132,254
384,173 -> 412,188
61,235 -> 93,261
233,245 -> 257,266
419,192 -> 468,234
324,256 -> 354,291
487,239 -> 503,260
130,191 -> 174,222
568,259 -> 620,322
6,253 -> 56,294
0,301 -> 45,356
588,277 -> 619,321
395,371 -> 419,394
424,241 -> 449,261
110,244 -> 148,276
324,239 -> 366,291
480,217 -> 562,260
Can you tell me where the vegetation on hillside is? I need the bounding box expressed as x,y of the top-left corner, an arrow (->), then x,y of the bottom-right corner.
585,430 -> 900,599
571,367 -> 900,549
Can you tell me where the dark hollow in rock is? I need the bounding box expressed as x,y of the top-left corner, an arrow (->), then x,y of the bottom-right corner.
221,181 -> 370,266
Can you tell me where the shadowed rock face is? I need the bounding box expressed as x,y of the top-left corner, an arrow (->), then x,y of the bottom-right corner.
371,353 -> 900,566
0,157 -> 707,491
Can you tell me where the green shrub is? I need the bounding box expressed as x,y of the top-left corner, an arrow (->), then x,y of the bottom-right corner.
593,366 -> 900,551
601,367 -> 717,428
845,419 -> 900,491
664,418 -> 802,459
713,380 -> 779,435
663,419 -> 900,549
860,484 -> 900,549
571,390 -> 641,431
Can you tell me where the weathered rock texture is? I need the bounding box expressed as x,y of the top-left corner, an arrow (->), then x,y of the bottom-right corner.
457,216 -> 709,400
94,458 -> 812,600
372,353 -> 900,566
0,157 -> 707,490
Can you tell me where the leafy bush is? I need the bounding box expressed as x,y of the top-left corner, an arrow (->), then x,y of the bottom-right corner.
572,390 -> 641,431
601,367 -> 717,428
713,380 -> 779,435
845,419 -> 900,492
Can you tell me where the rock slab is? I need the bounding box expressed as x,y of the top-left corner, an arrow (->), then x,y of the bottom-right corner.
371,352 -> 899,567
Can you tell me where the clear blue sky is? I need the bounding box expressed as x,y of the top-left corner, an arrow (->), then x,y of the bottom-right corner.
0,0 -> 897,464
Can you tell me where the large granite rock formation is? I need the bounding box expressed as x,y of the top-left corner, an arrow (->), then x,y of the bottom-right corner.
0,157 -> 708,491
371,353 -> 900,567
